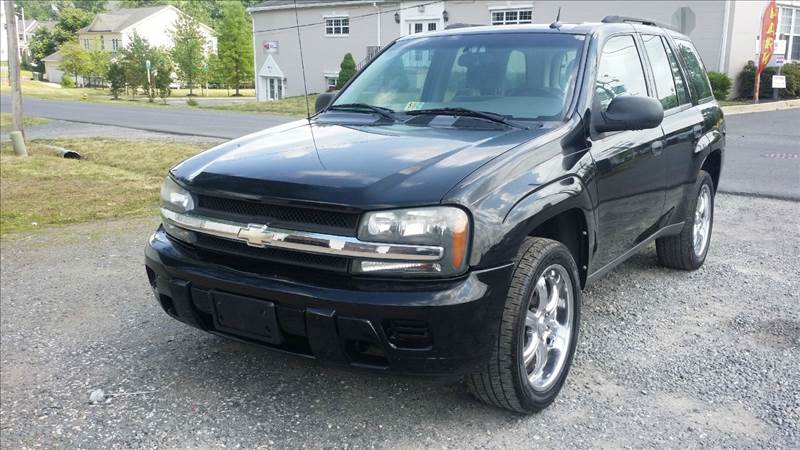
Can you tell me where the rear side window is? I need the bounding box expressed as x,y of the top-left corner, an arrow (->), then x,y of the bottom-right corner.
642,34 -> 690,109
675,39 -> 713,101
661,38 -> 691,106
595,35 -> 648,111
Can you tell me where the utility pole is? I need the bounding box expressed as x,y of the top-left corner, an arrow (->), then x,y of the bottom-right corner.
4,0 -> 26,147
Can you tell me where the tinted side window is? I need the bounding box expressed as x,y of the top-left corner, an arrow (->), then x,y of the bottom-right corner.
642,34 -> 687,109
595,35 -> 648,111
661,38 -> 691,106
675,39 -> 713,100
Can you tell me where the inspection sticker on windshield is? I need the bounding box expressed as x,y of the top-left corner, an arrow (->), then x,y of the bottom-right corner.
405,101 -> 425,111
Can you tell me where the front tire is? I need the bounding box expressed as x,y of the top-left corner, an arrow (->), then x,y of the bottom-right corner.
467,237 -> 581,413
656,170 -> 715,270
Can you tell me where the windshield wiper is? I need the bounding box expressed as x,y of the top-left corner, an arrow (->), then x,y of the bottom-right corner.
405,107 -> 527,129
327,103 -> 398,121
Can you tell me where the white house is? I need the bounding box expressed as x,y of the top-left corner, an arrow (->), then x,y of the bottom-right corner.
43,5 -> 217,84
249,0 -> 800,101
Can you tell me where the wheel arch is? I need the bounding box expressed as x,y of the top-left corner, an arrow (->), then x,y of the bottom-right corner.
502,176 -> 594,287
701,149 -> 723,192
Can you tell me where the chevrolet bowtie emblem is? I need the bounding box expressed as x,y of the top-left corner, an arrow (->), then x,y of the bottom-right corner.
237,224 -> 277,248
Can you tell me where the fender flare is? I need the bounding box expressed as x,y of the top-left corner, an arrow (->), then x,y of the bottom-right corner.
499,175 -> 595,285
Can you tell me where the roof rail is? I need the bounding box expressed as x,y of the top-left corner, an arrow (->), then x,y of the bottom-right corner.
601,15 -> 659,27
445,23 -> 480,30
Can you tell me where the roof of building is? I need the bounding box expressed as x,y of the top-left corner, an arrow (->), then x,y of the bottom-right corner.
26,20 -> 57,34
249,0 -> 394,12
42,50 -> 62,62
78,5 -> 173,33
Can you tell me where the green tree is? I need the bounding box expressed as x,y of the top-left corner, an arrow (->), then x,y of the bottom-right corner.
170,14 -> 207,95
335,53 -> 356,89
107,61 -> 126,99
51,8 -> 94,43
16,1 -> 105,21
29,28 -> 59,71
120,33 -> 152,97
87,50 -> 111,87
28,8 -> 93,73
217,1 -> 253,96
206,53 -> 226,89
151,48 -> 174,103
58,41 -> 91,87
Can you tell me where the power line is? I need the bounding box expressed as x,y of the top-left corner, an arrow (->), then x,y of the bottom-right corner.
251,0 -> 443,34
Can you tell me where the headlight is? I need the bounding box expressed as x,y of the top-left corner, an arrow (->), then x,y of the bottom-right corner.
353,206 -> 470,276
160,176 -> 194,213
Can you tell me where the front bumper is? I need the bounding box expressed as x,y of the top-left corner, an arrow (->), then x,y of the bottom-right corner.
145,227 -> 514,378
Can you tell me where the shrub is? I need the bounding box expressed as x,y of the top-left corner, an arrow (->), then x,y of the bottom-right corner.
186,98 -> 199,107
736,61 -> 780,99
707,72 -> 731,100
60,74 -> 75,88
735,61 -> 800,99
335,53 -> 356,89
780,62 -> 800,98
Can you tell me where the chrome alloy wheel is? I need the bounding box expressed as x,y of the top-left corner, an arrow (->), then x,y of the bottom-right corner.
693,184 -> 712,257
522,264 -> 574,392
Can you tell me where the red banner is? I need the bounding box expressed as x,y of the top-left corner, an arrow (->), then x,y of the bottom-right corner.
758,0 -> 778,74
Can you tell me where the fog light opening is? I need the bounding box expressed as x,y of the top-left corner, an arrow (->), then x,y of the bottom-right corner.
345,340 -> 388,367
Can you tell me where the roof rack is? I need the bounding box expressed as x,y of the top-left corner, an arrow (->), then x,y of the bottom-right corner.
445,23 -> 480,30
601,15 -> 659,27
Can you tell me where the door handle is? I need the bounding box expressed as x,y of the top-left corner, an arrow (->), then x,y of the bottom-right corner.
651,140 -> 664,156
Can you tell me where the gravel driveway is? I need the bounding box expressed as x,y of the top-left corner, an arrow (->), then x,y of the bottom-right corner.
1,193 -> 798,449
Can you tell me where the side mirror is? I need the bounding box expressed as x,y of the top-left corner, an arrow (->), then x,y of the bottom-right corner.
595,96 -> 664,133
315,92 -> 336,113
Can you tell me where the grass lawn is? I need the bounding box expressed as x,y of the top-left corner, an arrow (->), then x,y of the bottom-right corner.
0,113 -> 50,130
204,94 -> 316,117
21,71 -> 254,103
171,87 -> 255,97
0,138 -> 208,235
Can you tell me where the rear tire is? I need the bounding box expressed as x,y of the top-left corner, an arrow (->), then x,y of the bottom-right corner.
656,170 -> 715,270
467,237 -> 581,413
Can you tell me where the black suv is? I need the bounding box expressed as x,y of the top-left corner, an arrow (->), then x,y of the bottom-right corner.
146,17 -> 724,413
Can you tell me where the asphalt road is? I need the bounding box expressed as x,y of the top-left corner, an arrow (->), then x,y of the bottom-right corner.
1,194 -> 797,448
0,95 -> 292,139
720,108 -> 800,200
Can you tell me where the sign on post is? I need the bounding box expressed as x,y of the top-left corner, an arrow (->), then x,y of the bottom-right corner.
772,75 -> 786,89
775,39 -> 787,56
145,59 -> 151,70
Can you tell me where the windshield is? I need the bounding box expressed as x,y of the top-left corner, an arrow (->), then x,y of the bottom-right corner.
333,32 -> 585,121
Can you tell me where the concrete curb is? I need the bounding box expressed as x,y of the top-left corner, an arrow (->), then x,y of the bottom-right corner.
721,99 -> 800,116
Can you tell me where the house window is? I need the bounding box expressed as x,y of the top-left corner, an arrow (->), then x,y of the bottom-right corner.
111,39 -> 121,52
83,38 -> 90,49
778,6 -> 800,61
99,36 -> 104,50
325,76 -> 338,91
491,9 -> 533,25
325,17 -> 349,36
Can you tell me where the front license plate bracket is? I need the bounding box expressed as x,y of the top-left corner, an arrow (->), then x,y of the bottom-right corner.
211,291 -> 283,345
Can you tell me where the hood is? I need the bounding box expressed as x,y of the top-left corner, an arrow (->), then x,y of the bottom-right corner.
172,119 -> 546,209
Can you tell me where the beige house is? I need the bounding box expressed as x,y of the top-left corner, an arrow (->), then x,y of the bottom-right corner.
248,0 -> 800,101
43,5 -> 216,84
